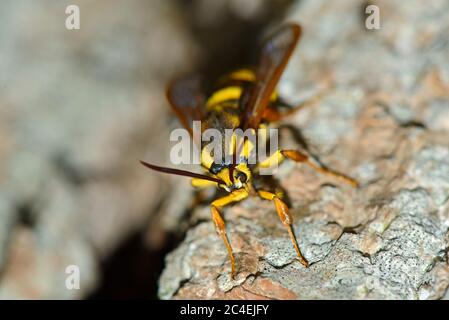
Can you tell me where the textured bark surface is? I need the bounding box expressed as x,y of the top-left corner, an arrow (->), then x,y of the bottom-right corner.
1,0 -> 448,300
0,0 -> 286,299
158,0 -> 449,300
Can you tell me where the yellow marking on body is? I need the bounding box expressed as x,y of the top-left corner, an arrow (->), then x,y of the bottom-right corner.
229,131 -> 237,156
240,138 -> 254,159
216,168 -> 232,186
201,146 -> 214,169
206,86 -> 243,109
191,178 -> 216,189
227,69 -> 256,82
226,113 -> 241,128
232,128 -> 256,159
256,124 -> 269,148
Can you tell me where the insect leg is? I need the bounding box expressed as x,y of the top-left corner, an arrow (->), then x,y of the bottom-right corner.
262,93 -> 323,122
258,190 -> 308,267
211,188 -> 249,277
256,149 -> 285,170
281,149 -> 359,187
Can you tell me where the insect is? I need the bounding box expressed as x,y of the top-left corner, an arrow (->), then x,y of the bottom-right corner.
141,23 -> 358,277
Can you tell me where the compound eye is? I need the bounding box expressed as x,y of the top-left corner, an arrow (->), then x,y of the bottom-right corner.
236,172 -> 247,183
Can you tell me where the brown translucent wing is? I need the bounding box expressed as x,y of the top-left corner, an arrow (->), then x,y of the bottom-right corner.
242,23 -> 302,129
166,75 -> 205,138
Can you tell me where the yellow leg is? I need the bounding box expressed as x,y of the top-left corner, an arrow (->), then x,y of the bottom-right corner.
211,188 -> 249,278
257,149 -> 358,187
258,190 -> 308,267
281,150 -> 359,187
257,149 -> 286,169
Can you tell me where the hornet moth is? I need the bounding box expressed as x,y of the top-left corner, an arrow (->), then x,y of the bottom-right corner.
141,23 -> 358,278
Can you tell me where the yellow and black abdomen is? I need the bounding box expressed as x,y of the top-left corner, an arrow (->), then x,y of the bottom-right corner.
198,69 -> 256,169
202,69 -> 255,130
206,69 -> 256,112
205,68 -> 279,119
